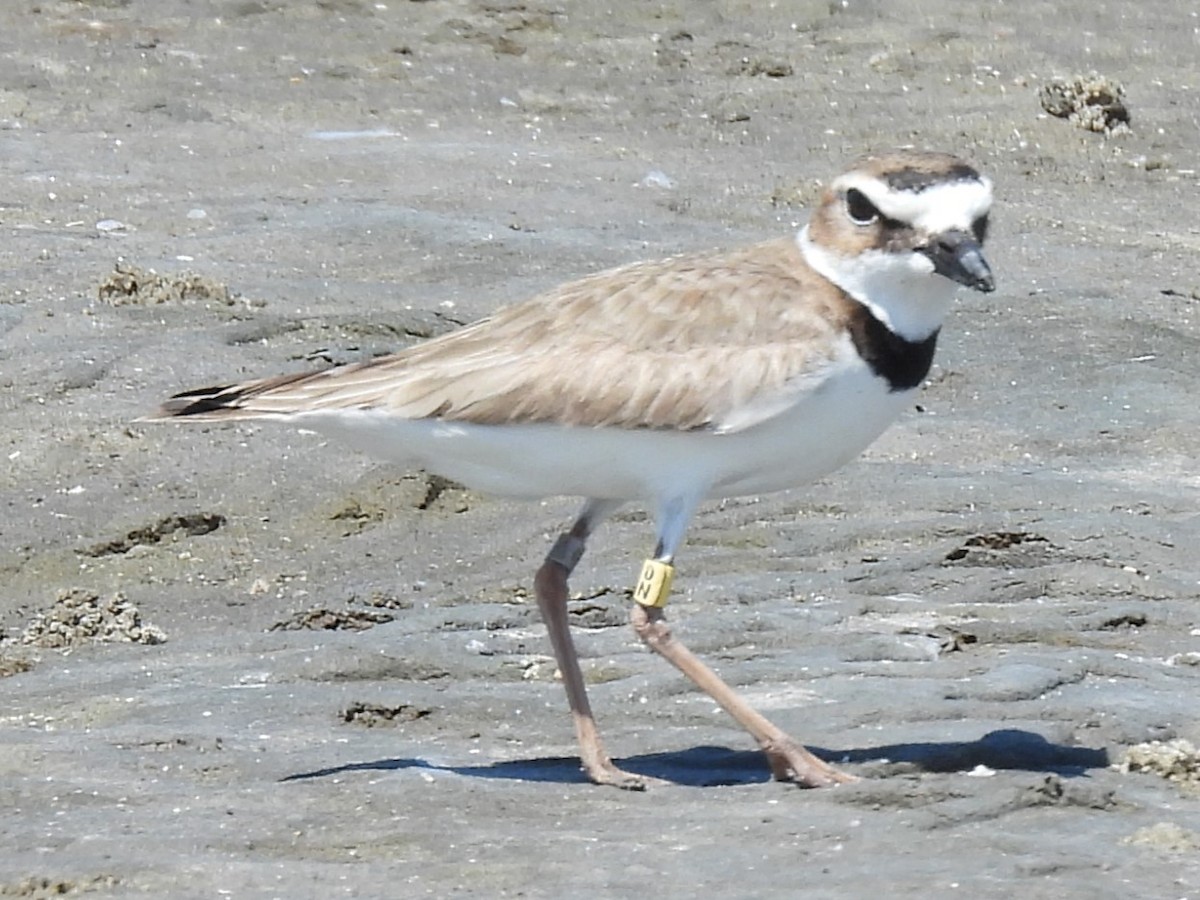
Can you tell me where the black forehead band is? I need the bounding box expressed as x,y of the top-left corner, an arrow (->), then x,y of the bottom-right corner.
883,164 -> 981,193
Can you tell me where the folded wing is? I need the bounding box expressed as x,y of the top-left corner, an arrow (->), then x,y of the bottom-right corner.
151,239 -> 852,434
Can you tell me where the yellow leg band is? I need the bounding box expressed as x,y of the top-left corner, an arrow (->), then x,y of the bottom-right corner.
633,559 -> 675,608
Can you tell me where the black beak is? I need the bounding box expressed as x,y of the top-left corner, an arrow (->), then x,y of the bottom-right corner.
922,230 -> 995,293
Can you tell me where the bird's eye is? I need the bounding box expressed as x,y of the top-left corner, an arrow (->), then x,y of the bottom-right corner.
971,214 -> 990,244
845,189 -> 880,225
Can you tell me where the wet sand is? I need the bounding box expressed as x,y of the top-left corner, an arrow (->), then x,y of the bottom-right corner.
1,1 -> 1199,896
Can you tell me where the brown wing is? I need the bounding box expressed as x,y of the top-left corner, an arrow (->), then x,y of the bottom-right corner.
152,238 -> 854,433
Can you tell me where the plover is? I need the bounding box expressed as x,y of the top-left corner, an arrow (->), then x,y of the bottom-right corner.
146,150 -> 994,789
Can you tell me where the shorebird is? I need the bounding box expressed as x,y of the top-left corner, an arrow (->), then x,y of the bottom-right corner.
146,150 -> 994,789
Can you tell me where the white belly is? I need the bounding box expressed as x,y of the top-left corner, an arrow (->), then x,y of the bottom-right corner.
298,358 -> 914,506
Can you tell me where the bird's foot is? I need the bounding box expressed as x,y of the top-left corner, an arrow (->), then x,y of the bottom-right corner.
763,737 -> 858,787
583,757 -> 651,791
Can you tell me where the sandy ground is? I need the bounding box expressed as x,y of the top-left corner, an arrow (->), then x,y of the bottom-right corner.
2,0 -> 1200,896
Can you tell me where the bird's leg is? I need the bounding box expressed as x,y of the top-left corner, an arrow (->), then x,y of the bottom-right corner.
534,504 -> 645,790
628,557 -> 857,788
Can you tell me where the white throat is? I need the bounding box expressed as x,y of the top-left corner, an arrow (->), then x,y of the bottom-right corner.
797,226 -> 958,342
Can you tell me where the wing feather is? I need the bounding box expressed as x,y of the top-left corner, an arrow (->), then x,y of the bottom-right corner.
150,238 -> 856,433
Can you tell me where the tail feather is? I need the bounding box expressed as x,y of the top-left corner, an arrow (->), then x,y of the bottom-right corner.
141,372 -> 314,422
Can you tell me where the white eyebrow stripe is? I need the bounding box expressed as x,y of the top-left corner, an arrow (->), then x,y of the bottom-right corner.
834,174 -> 993,235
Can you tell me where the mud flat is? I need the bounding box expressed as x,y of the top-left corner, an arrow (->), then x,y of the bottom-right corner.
1,1 -> 1198,896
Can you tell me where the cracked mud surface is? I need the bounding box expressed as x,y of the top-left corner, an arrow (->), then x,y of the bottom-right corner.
1,1 -> 1198,897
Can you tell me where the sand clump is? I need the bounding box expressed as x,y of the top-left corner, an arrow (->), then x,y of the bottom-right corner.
19,589 -> 167,649
1123,821 -> 1200,852
1039,73 -> 1131,133
1119,739 -> 1200,788
96,260 -> 249,308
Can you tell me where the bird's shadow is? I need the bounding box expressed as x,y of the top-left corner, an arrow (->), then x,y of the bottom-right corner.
281,728 -> 1109,788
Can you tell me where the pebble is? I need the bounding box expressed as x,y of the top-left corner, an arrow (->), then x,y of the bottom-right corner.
640,169 -> 675,189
